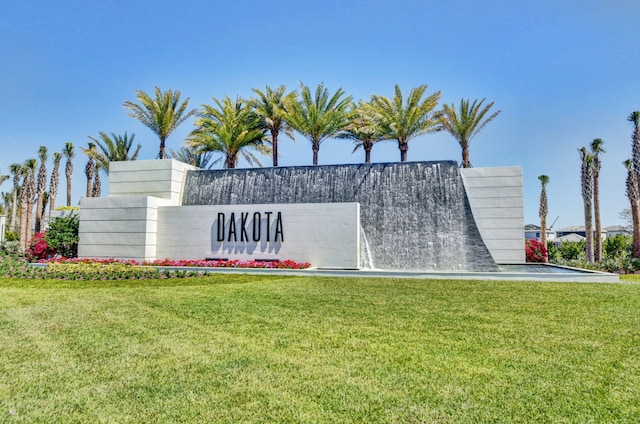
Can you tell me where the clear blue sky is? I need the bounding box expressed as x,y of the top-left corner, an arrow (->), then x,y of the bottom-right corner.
1,0 -> 639,230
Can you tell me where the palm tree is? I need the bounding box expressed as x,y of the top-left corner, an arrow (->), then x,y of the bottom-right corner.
63,142 -> 75,207
19,159 -> 37,250
88,131 -> 141,173
579,147 -> 594,262
538,175 -> 549,262
438,98 -> 501,168
368,84 -> 440,162
8,163 -> 22,232
34,146 -> 48,233
624,159 -> 640,258
627,111 -> 640,258
170,146 -> 215,169
48,152 -> 62,220
123,87 -> 197,159
0,175 -> 7,187
590,138 -> 605,261
188,96 -> 269,169
284,82 -> 353,165
82,143 -> 97,198
338,100 -> 387,163
251,85 -> 297,167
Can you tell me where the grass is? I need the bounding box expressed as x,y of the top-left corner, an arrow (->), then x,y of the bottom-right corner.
1,274 -> 639,423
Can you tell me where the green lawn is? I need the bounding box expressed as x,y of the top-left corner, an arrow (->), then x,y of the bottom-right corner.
1,275 -> 639,423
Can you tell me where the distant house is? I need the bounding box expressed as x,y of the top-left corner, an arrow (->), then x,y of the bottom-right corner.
553,233 -> 585,246
524,224 -> 556,241
603,225 -> 630,237
556,225 -> 609,240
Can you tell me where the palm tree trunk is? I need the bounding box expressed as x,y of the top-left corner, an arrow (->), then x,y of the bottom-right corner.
540,217 -> 547,262
272,130 -> 279,167
633,202 -> 640,259
399,140 -> 408,162
312,142 -> 320,165
593,175 -> 602,261
365,146 -> 371,164
159,137 -> 167,159
461,147 -> 471,168
66,164 -> 72,207
10,189 -> 18,232
584,201 -> 594,262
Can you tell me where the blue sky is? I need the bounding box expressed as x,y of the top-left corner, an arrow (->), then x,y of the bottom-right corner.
1,0 -> 639,230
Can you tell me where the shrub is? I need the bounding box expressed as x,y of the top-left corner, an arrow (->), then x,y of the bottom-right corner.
558,241 -> 585,261
45,215 -> 79,258
4,231 -> 19,242
603,234 -> 632,259
525,239 -> 547,262
26,232 -> 52,261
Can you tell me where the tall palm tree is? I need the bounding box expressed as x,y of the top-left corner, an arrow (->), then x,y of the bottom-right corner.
82,143 -> 97,198
19,159 -> 37,250
368,84 -> 440,162
63,142 -> 75,207
123,87 -> 197,159
538,174 -> 549,262
251,85 -> 297,167
624,159 -> 640,258
88,131 -> 141,173
579,147 -> 594,262
284,82 -> 353,165
438,98 -> 501,168
338,100 -> 387,163
34,146 -> 48,233
48,152 -> 62,220
8,163 -> 22,232
627,110 -> 640,258
170,146 -> 215,169
188,96 -> 269,169
590,138 -> 605,261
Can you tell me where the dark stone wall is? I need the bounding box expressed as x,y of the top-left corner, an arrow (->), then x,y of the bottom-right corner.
182,161 -> 498,271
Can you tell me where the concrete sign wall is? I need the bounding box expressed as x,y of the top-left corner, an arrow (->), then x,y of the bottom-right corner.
460,167 -> 525,263
156,203 -> 360,268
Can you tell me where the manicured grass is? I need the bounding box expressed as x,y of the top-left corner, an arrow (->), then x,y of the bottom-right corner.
1,275 -> 639,423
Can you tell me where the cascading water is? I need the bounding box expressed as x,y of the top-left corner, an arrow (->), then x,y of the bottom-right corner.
360,225 -> 375,269
181,161 -> 498,271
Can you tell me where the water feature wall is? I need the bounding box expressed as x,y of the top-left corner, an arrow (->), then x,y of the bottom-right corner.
182,161 -> 499,271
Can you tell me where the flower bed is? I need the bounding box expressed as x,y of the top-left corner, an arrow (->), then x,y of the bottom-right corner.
41,257 -> 312,270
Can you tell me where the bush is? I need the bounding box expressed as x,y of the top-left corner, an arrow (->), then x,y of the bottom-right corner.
603,234 -> 632,259
4,231 -> 19,242
26,232 -> 52,261
558,241 -> 585,261
45,215 -> 79,258
526,239 -> 547,262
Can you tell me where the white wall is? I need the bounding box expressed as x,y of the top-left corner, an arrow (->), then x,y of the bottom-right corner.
156,203 -> 360,269
79,196 -> 174,261
461,167 -> 525,263
108,159 -> 195,203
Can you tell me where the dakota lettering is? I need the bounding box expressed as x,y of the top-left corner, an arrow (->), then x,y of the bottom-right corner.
217,213 -> 225,241
228,212 -> 236,241
240,212 -> 249,241
216,210 -> 283,243
252,212 -> 261,241
265,211 -> 272,241
275,211 -> 284,242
